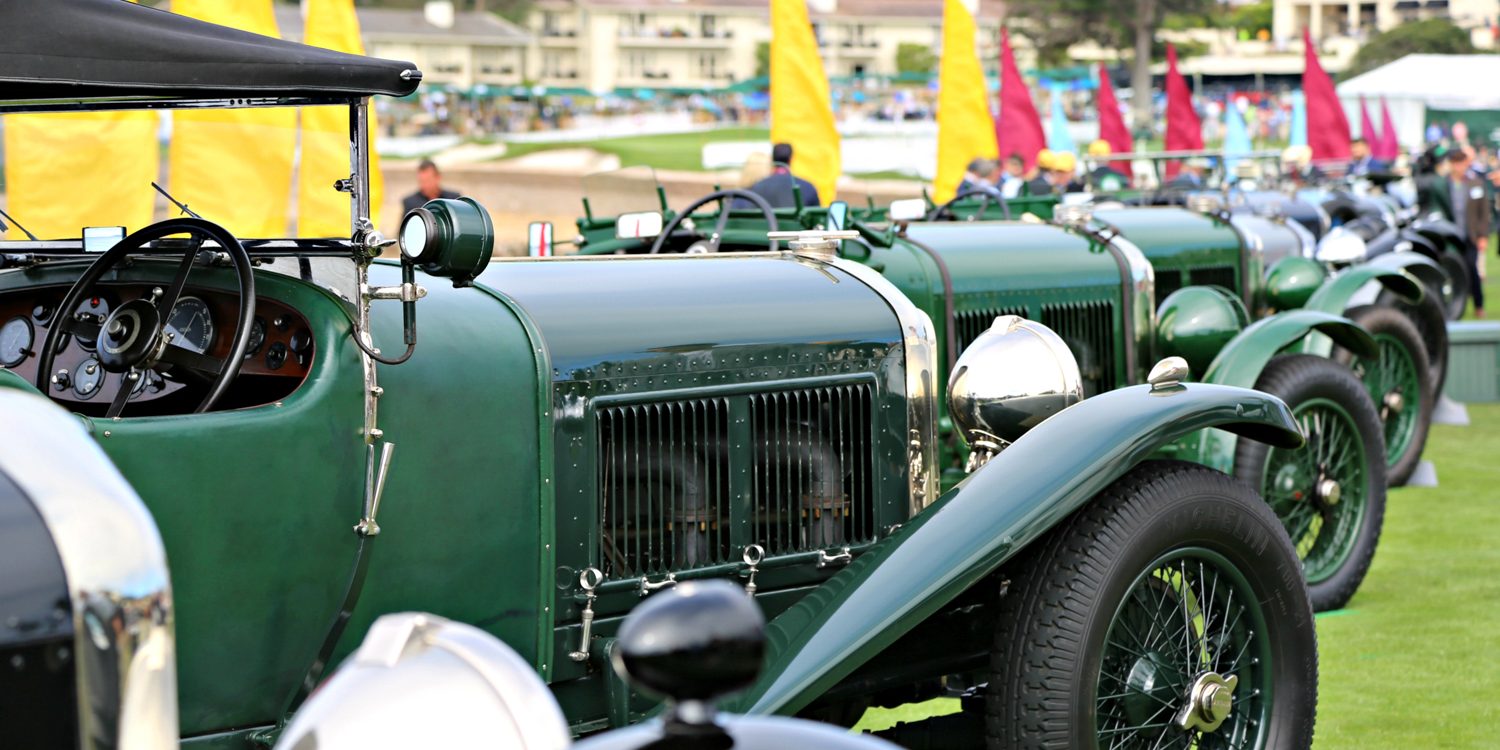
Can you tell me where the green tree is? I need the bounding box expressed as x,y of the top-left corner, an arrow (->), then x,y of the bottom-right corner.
895,42 -> 937,75
1229,1 -> 1273,36
1345,19 -> 1477,79
755,41 -> 771,78
1002,0 -> 1217,129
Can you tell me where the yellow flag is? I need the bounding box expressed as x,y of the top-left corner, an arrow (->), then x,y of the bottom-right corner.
298,0 -> 382,238
934,0 -> 997,203
770,0 -> 840,204
3,0 -> 155,240
168,0 -> 295,237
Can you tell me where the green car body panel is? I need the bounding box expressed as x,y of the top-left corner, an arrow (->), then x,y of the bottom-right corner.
1092,206 -> 1251,304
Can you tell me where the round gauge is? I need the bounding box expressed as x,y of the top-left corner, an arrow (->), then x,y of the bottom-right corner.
0,317 -> 33,367
73,358 -> 104,399
72,296 -> 111,350
165,296 -> 215,354
244,317 -> 267,359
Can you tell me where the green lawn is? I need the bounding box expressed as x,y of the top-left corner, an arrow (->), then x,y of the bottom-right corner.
497,126 -> 770,172
852,406 -> 1500,746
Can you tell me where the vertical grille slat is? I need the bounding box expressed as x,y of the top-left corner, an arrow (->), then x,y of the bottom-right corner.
954,305 -> 1029,356
1155,270 -> 1185,305
598,384 -> 876,579
1190,265 -> 1238,295
1042,300 -> 1117,397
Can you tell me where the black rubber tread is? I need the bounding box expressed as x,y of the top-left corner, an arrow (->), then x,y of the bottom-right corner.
1233,354 -> 1387,612
1438,252 -> 1469,321
1335,304 -> 1435,487
984,460 -> 1318,750
1377,287 -> 1450,397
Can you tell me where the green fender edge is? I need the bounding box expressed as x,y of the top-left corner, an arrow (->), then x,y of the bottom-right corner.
1295,266 -> 1420,358
1364,251 -> 1448,297
726,382 -> 1302,717
1180,309 -> 1373,473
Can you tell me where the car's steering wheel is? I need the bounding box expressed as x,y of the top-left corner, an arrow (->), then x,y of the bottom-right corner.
648,189 -> 780,254
34,218 -> 256,418
926,186 -> 1012,222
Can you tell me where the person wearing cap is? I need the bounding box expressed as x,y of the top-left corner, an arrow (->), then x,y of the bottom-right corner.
747,142 -> 821,208
1025,149 -> 1055,195
1047,151 -> 1083,193
1086,140 -> 1128,192
1426,148 -> 1490,316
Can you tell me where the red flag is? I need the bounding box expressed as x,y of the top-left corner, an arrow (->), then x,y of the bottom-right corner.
1302,29 -> 1351,163
1095,63 -> 1132,175
995,28 -> 1046,172
1164,44 -> 1202,178
1377,97 -> 1400,162
1358,96 -> 1377,143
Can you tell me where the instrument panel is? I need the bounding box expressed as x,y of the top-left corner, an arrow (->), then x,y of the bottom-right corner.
0,285 -> 314,411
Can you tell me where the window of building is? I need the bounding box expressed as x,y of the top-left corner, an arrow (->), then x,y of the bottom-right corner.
701,14 -> 719,38
698,53 -> 720,79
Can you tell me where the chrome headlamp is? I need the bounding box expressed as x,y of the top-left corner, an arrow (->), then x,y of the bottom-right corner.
947,316 -> 1083,471
1314,226 -> 1368,264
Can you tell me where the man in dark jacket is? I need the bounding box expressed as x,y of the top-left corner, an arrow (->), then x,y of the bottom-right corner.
748,143 -> 821,208
1426,149 -> 1491,316
402,159 -> 460,214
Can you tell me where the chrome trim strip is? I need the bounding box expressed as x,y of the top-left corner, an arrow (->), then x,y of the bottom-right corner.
826,257 -> 940,515
0,390 -> 176,750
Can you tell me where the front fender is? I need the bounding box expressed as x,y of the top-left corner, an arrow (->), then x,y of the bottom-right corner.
730,382 -> 1301,716
1203,309 -> 1376,389
1364,251 -> 1447,294
1302,265 -> 1423,315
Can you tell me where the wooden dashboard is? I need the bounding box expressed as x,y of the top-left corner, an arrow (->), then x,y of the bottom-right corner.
0,283 -> 313,412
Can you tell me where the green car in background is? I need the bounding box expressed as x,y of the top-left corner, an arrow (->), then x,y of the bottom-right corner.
0,3 -> 1320,748
540,179 -> 1388,613
910,187 -> 1448,489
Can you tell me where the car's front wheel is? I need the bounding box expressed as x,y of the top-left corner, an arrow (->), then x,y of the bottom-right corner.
985,461 -> 1317,750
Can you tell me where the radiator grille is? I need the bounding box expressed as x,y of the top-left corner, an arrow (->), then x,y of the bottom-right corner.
1041,301 -> 1117,396
1190,265 -> 1238,294
1155,270 -> 1184,305
751,385 -> 877,555
955,306 -> 1028,355
598,399 -> 731,579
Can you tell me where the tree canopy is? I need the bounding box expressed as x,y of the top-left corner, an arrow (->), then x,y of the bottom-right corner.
895,42 -> 937,75
1345,19 -> 1479,79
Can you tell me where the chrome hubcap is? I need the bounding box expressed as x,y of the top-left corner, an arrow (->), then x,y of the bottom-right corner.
1382,390 -> 1404,419
1175,672 -> 1239,732
1317,477 -> 1341,506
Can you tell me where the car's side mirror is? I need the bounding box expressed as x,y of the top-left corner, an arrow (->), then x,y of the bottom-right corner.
888,198 -> 926,222
527,221 -> 553,257
616,211 -> 664,240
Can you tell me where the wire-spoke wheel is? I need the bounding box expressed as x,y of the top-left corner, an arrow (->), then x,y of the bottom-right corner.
1376,288 -> 1450,398
1235,355 -> 1387,611
986,461 -> 1316,750
1334,305 -> 1433,487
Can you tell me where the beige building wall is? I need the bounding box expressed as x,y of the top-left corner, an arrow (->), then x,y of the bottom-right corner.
1272,0 -> 1496,43
524,0 -> 1003,93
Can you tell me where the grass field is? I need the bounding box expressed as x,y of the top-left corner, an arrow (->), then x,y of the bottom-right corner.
498,126 -> 770,172
852,403 -> 1500,745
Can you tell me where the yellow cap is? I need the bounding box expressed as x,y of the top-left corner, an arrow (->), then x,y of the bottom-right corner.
1052,151 -> 1077,172
1088,139 -> 1112,158
1036,149 -> 1056,170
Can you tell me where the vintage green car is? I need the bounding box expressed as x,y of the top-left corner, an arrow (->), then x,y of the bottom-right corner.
544,186 -> 1393,613
2,3 -> 1322,749
907,189 -> 1449,490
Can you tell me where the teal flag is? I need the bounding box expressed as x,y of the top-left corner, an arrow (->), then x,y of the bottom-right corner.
1290,91 -> 1308,148
1049,92 -> 1076,154
1223,101 -> 1252,173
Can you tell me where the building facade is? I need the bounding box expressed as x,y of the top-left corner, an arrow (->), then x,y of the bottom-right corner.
1272,0 -> 1497,42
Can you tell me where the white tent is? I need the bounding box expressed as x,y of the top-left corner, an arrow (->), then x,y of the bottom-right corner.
1336,54 -> 1500,149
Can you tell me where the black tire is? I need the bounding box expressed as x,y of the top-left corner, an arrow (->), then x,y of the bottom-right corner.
1335,305 -> 1434,486
1234,354 -> 1387,611
985,461 -> 1317,750
1437,252 -> 1470,320
1377,287 -> 1450,397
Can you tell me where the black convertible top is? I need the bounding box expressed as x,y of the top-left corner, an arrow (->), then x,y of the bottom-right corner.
0,0 -> 421,103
